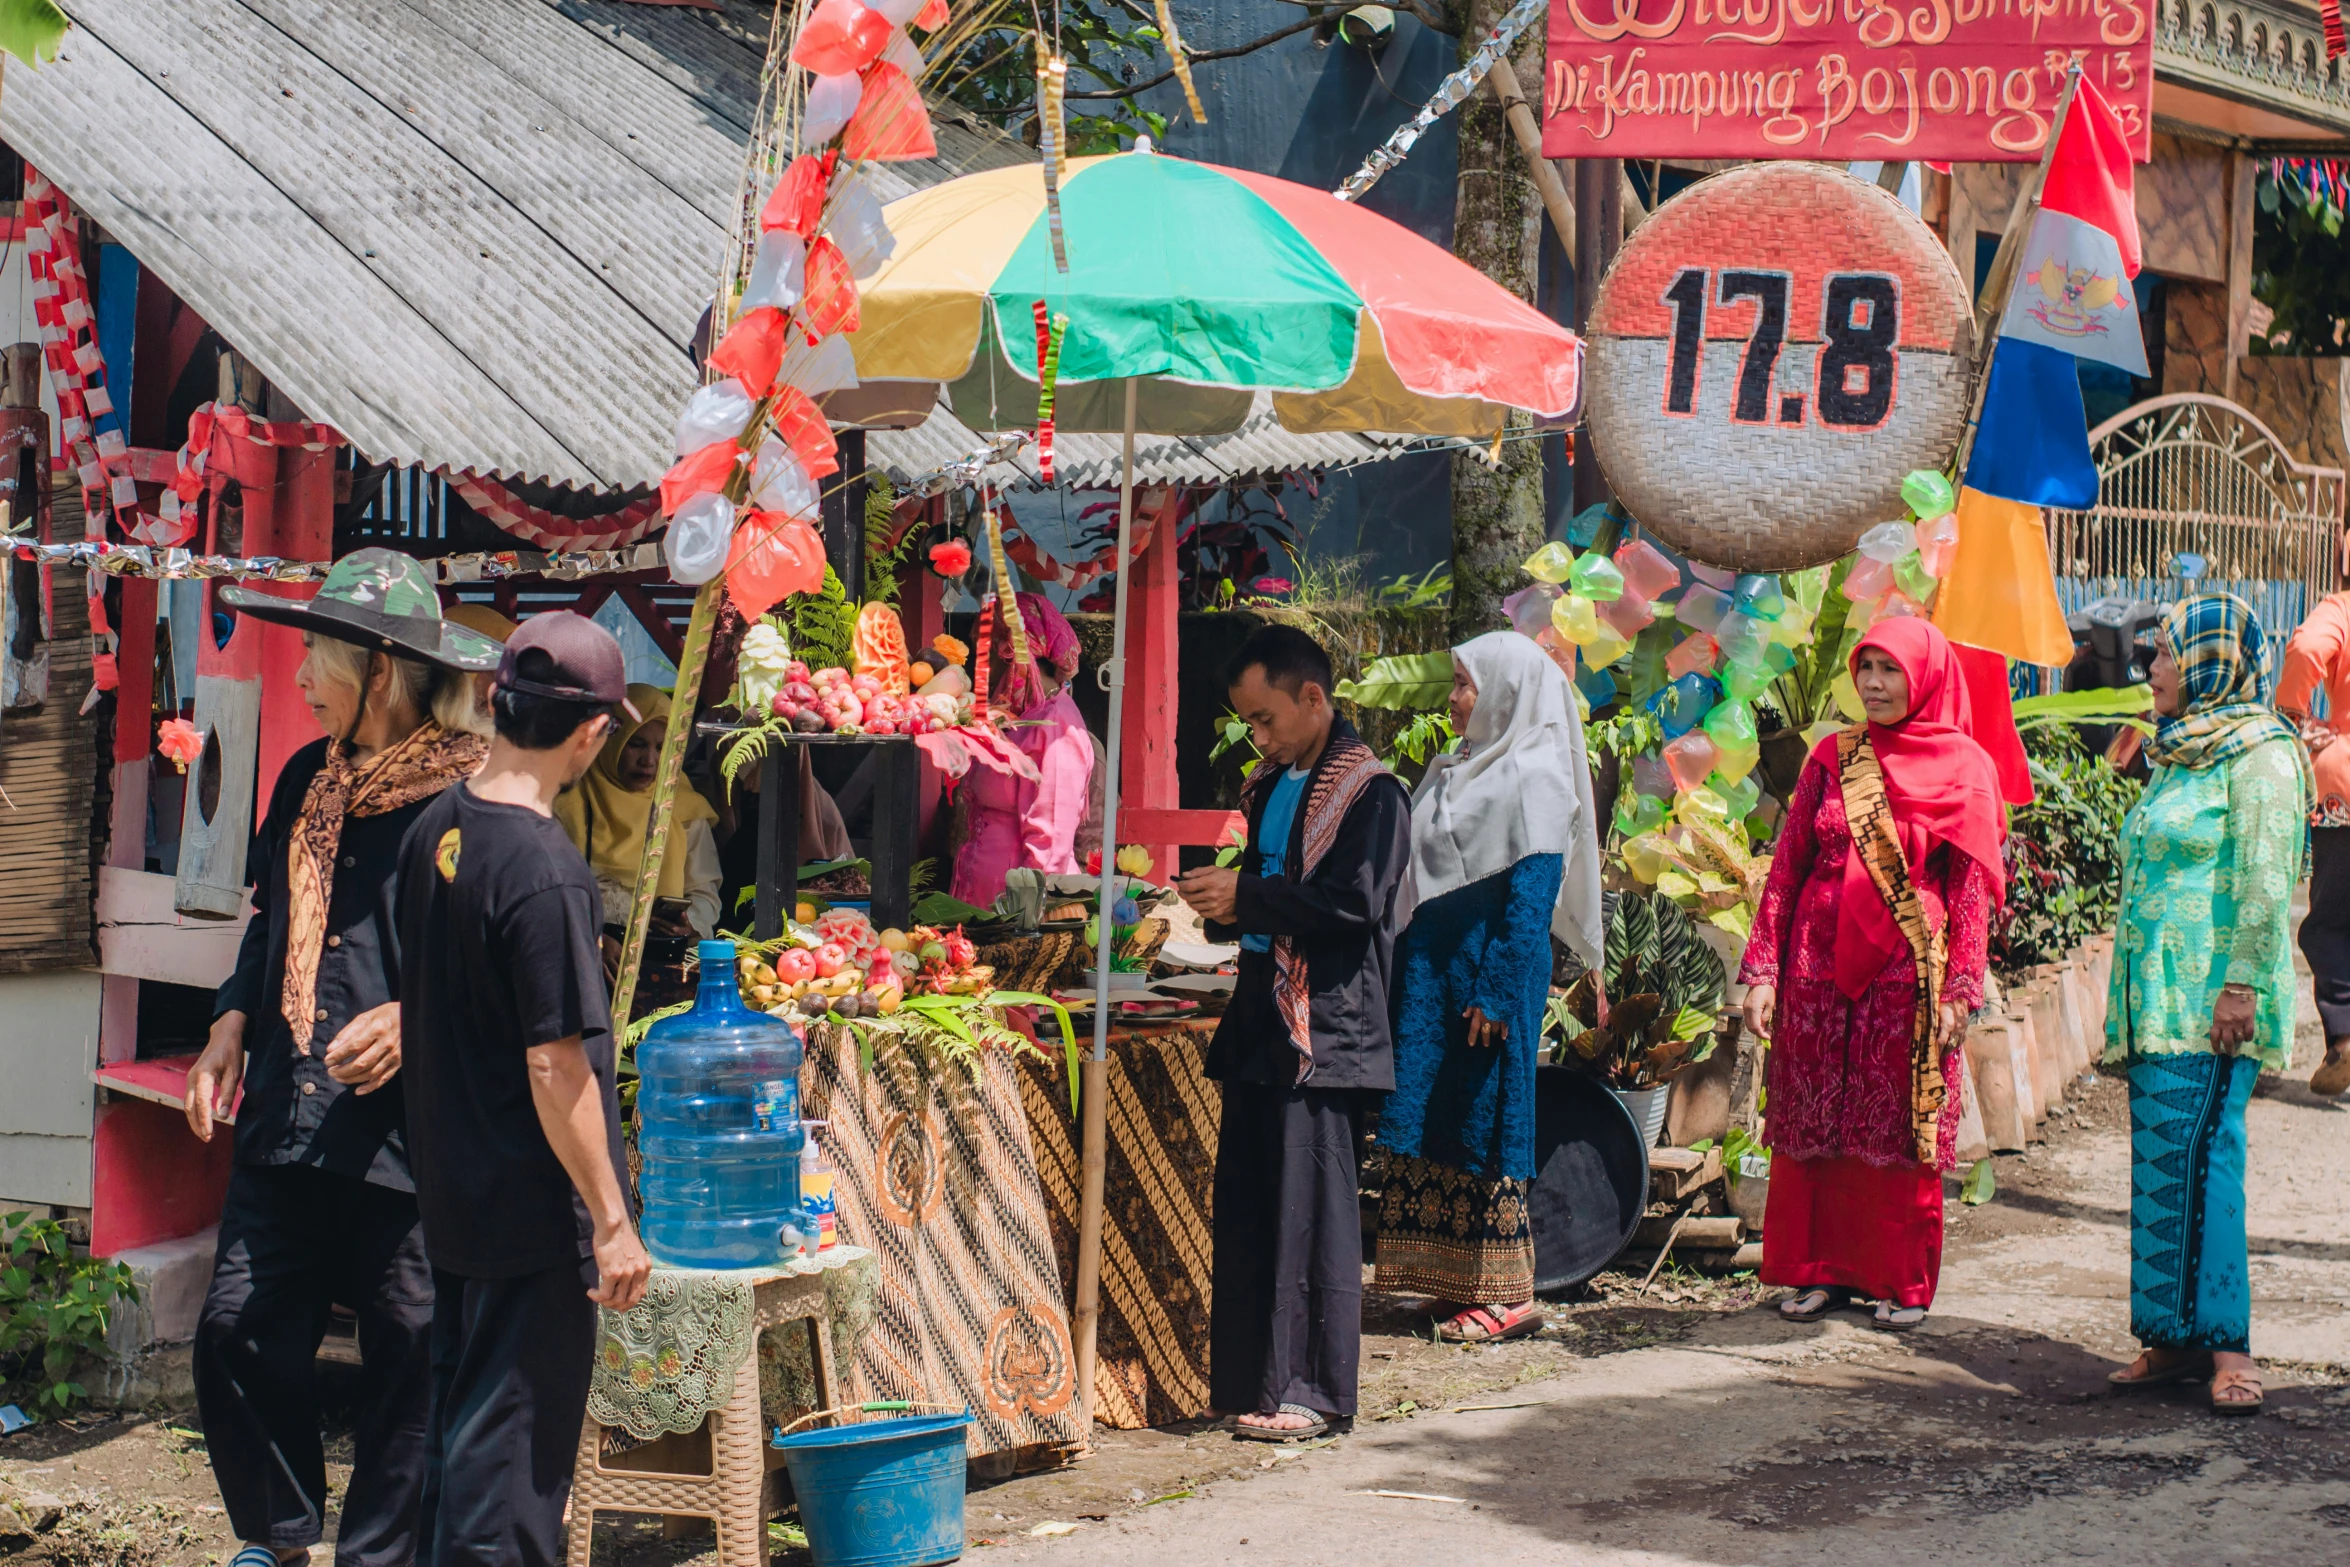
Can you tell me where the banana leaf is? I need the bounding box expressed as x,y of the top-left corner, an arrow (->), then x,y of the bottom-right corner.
2010,685 -> 2154,732
1334,652 -> 1454,711
987,990 -> 1082,1115
0,0 -> 67,67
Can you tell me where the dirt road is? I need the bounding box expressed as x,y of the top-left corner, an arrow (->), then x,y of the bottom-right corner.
4,982 -> 2345,1567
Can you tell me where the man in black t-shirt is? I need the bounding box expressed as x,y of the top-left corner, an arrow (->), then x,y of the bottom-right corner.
396,612 -> 649,1567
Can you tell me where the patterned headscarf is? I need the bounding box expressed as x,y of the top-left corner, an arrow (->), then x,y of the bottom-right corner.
2149,593 -> 2303,773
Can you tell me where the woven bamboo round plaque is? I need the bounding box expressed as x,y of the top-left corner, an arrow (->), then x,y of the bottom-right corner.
1585,164 -> 1974,573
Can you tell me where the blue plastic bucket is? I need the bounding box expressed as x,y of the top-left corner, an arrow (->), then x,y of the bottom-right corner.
774,1411 -> 972,1567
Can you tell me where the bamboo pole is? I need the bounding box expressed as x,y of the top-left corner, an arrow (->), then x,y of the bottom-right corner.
611,577 -> 724,1031
1481,55 -> 1575,259
1072,376 -> 1139,1439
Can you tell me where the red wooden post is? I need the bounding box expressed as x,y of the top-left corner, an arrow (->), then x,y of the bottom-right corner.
1117,489 -> 1180,883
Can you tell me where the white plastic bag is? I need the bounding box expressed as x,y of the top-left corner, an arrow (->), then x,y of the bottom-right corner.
665,491 -> 735,585
803,72 -> 862,145
749,439 -> 821,518
779,333 -> 861,396
826,177 -> 897,279
741,231 -> 807,313
673,380 -> 755,458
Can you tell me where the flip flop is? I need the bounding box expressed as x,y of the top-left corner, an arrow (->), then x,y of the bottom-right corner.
1233,1403 -> 1329,1443
1435,1303 -> 1545,1344
2107,1351 -> 2214,1389
2210,1368 -> 2264,1416
1778,1288 -> 1851,1322
1873,1302 -> 1928,1331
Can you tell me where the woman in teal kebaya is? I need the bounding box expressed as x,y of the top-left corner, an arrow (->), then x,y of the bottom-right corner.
2105,592 -> 2309,1416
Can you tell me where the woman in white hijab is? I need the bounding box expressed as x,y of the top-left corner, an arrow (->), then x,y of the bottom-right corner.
1373,630 -> 1603,1342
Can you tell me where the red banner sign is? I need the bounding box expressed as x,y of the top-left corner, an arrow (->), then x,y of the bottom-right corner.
1541,0 -> 2153,163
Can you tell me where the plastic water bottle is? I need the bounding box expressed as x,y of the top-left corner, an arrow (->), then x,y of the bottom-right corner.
800,1121 -> 837,1251
637,940 -> 806,1267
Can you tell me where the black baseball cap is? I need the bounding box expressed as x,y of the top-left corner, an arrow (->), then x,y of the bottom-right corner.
495,611 -> 628,706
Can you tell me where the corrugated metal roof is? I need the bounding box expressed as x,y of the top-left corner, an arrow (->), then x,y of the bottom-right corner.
2,0 -> 1028,491
869,393 -> 1428,490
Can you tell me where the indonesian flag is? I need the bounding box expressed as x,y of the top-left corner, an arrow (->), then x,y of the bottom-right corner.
1996,76 -> 2147,377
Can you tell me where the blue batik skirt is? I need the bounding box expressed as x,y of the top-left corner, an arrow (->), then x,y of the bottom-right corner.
2128,1052 -> 2258,1354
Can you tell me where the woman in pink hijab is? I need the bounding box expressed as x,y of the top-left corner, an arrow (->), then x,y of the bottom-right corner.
950,592 -> 1099,907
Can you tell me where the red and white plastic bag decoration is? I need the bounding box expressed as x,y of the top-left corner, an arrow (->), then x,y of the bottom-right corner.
659,0 -> 941,614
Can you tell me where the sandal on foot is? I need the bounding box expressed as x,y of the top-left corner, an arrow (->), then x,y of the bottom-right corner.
1872,1302 -> 1928,1331
1778,1288 -> 1851,1322
232,1549 -> 304,1567
1435,1302 -> 1544,1344
2107,1350 -> 2213,1389
1234,1403 -> 1329,1443
2210,1368 -> 2264,1415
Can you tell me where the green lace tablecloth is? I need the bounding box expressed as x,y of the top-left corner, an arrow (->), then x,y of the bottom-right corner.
586,1245 -> 878,1442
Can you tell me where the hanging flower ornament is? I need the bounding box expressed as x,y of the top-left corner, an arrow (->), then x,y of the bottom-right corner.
657,0 -> 947,618
157,718 -> 204,773
928,538 -> 974,577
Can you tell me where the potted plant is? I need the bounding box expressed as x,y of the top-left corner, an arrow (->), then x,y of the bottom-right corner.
1547,889 -> 1728,1145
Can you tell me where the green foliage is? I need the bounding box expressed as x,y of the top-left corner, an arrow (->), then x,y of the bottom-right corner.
1549,891 -> 1727,1087
912,891 -> 991,926
861,473 -> 924,609
0,0 -> 69,68
790,566 -> 859,675
1209,709 -> 1260,779
2011,684 -> 2154,733
931,2 -> 1170,153
0,1214 -> 139,1414
1382,711 -> 1455,773
1333,651 -> 1453,711
1374,566 -> 1453,609
1589,709 -> 1662,761
2253,165 -> 2350,355
1992,724 -> 2141,974
1960,1157 -> 1997,1206
1622,622 -> 1676,707
1769,558 -> 1860,732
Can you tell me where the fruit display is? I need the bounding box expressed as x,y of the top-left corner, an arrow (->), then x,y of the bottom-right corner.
762,657 -> 977,736
734,906 -> 996,1022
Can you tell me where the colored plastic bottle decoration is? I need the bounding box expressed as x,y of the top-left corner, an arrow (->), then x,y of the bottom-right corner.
1688,561 -> 1735,590
1719,656 -> 1775,702
1916,513 -> 1961,578
1878,588 -> 1926,619
1504,581 -> 1561,638
1649,672 -> 1720,739
1842,555 -> 1894,602
1663,730 -> 1721,792
1566,501 -> 1612,549
1677,582 -> 1732,634
1575,661 -> 1618,711
1858,520 -> 1916,562
1597,588 -> 1655,639
1768,601 -> 1816,648
1614,789 -> 1666,837
1715,611 -> 1772,669
1893,550 -> 1938,600
1582,622 -> 1635,670
1621,832 -> 1671,884
1731,574 -> 1785,622
1550,592 -> 1602,645
1665,632 -> 1719,679
1631,754 -> 1676,800
1614,538 -> 1681,601
1708,772 -> 1763,821
1703,700 -> 1761,785
1524,540 -> 1578,584
1902,468 -> 1956,521
1568,551 -> 1626,602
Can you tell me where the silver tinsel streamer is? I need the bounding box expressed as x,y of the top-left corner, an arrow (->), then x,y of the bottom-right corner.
1334,0 -> 1549,204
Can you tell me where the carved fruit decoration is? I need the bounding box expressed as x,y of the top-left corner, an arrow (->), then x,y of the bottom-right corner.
852,601 -> 912,697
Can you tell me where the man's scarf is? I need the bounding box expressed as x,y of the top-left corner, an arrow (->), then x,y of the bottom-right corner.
282,722 -> 485,1050
1238,730 -> 1391,1083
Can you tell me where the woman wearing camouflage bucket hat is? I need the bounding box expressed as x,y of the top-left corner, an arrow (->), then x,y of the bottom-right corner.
184,548 -> 500,1567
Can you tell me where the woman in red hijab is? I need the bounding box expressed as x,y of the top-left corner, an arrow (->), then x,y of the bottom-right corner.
1738,617 -> 2007,1328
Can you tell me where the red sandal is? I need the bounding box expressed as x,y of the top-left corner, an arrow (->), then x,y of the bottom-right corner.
1435,1301 -> 1544,1344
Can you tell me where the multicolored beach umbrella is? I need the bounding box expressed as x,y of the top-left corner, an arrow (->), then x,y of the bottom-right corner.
844,147 -> 1581,438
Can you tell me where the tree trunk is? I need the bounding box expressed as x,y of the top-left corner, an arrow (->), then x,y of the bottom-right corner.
1446,4 -> 1548,644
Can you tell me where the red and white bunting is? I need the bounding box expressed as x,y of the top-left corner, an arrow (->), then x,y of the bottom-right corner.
445,472 -> 666,551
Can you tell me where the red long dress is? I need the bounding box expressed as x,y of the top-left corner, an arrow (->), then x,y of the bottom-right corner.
1739,757 -> 1995,1307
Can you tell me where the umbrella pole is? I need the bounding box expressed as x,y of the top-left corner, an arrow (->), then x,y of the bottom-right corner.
1073,377 -> 1138,1440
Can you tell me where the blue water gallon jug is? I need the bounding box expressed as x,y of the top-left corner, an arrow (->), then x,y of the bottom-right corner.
637,941 -> 807,1267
